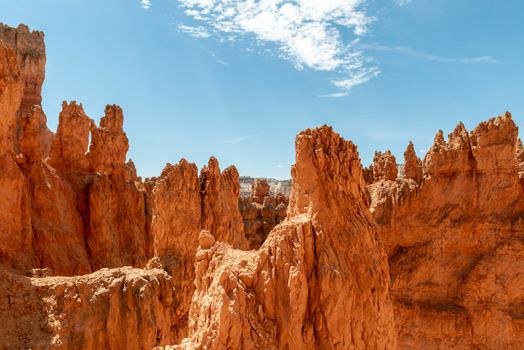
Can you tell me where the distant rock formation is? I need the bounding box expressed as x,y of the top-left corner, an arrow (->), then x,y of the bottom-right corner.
239,176 -> 291,197
239,178 -> 288,248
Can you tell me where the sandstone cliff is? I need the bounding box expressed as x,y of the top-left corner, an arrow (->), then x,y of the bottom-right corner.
367,113 -> 524,349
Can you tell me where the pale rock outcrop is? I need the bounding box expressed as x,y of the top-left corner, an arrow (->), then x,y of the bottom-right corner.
368,113 -> 524,349
0,266 -> 177,349
169,125 -> 396,349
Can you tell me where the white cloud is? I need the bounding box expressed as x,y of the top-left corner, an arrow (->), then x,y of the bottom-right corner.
178,24 -> 211,38
140,0 -> 151,9
363,44 -> 501,64
319,92 -> 349,98
177,0 -> 379,92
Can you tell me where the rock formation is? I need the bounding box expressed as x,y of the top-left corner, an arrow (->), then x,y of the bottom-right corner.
367,112 -> 524,349
239,176 -> 291,197
169,126 -> 396,349
239,178 -> 288,249
2,22 -> 524,350
0,23 -> 52,156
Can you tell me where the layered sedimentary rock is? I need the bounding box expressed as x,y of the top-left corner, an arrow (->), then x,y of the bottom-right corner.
170,126 -> 396,349
239,178 -> 288,249
147,156 -> 248,342
368,112 -> 524,349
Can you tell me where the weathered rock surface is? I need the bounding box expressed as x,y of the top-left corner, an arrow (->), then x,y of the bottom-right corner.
168,126 -> 396,349
0,266 -> 177,349
368,112 -> 524,349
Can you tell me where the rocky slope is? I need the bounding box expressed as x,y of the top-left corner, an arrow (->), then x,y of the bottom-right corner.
1,22 -> 524,350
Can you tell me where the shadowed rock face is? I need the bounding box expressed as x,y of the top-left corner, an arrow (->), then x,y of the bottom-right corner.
367,112 -> 524,349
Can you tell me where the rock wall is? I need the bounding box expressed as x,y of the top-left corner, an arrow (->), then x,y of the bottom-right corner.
367,112 -> 524,349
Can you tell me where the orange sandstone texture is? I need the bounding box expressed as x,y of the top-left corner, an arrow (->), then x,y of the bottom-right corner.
368,112 -> 524,349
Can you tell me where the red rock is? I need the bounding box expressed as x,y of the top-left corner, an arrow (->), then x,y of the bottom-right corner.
48,101 -> 93,172
251,178 -> 270,204
373,150 -> 398,181
403,141 -> 423,183
0,23 -> 53,156
87,105 -> 129,174
199,157 -> 248,250
0,266 -> 177,349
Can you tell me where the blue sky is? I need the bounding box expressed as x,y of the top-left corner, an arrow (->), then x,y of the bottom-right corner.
1,0 -> 523,179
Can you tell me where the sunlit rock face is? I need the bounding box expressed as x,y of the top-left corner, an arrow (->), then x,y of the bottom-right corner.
368,112 -> 524,349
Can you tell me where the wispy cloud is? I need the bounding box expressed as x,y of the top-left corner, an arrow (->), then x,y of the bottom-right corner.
177,0 -> 379,94
140,0 -> 151,9
177,24 -> 210,38
319,92 -> 350,98
363,44 -> 501,64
